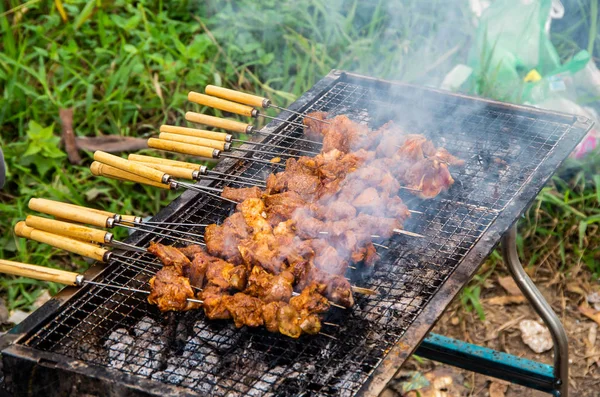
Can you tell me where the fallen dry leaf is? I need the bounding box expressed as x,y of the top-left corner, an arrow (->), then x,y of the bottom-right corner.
75,136 -> 148,153
579,305 -> 600,327
489,381 -> 508,397
486,295 -> 526,305
519,319 -> 553,353
60,108 -> 82,165
497,276 -> 523,296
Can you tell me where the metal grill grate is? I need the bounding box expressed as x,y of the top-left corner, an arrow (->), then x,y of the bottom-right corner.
12,72 -> 587,397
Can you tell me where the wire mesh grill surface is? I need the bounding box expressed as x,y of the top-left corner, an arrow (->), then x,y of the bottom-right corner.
20,75 -> 575,396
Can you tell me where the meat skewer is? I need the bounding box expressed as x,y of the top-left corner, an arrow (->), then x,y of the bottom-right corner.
147,138 -> 286,168
205,85 -> 331,125
159,125 -> 320,156
29,198 -> 206,246
185,112 -> 322,146
90,155 -> 239,205
13,222 -> 173,281
25,215 -> 146,253
159,132 -> 304,159
188,92 -> 309,130
128,154 -> 267,186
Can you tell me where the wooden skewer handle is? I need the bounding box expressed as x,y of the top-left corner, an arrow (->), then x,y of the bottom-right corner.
148,138 -> 218,159
129,162 -> 196,181
185,112 -> 253,134
188,92 -> 256,117
159,125 -> 229,142
158,132 -> 226,150
0,259 -> 81,286
93,151 -> 168,184
26,215 -> 109,245
90,162 -> 173,190
29,198 -> 111,228
205,85 -> 267,108
127,154 -> 202,171
14,222 -> 108,262
30,199 -> 139,224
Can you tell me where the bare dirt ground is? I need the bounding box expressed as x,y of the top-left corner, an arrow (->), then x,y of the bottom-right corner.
382,260 -> 600,397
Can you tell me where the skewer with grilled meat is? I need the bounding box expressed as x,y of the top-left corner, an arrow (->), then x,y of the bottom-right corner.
204,212 -> 249,264
147,241 -> 191,269
147,266 -> 200,312
290,260 -> 354,308
245,266 -> 294,302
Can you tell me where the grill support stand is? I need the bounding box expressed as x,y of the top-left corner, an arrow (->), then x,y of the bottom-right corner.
501,225 -> 569,397
414,225 -> 568,397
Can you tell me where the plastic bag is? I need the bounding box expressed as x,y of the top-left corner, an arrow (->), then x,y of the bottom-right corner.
468,0 -> 561,102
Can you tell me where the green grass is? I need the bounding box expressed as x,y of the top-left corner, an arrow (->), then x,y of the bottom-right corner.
0,0 -> 599,314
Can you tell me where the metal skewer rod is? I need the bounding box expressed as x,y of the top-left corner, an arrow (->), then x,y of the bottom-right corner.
186,94 -> 325,145
147,139 -> 285,168
159,132 -> 298,159
0,259 -> 339,340
185,111 -> 323,146
28,198 -> 207,245
90,154 -> 241,205
128,154 -> 267,186
159,125 -> 320,156
205,85 -> 331,125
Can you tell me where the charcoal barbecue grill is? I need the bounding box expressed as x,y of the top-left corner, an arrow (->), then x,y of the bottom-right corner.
0,71 -> 592,397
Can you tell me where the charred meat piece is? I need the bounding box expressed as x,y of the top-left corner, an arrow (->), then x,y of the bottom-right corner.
205,257 -> 248,291
238,236 -> 286,274
276,304 -> 302,338
223,293 -> 264,328
289,261 -> 354,308
245,266 -> 294,302
204,212 -> 249,264
298,312 -> 322,335
148,242 -> 191,270
177,244 -> 205,260
303,111 -> 329,140
238,198 -> 271,234
221,186 -> 263,202
148,266 -> 200,312
262,301 -> 284,333
264,191 -> 307,225
289,283 -> 330,314
200,286 -> 231,320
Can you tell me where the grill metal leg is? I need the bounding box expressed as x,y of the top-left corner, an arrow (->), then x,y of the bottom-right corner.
501,225 -> 569,397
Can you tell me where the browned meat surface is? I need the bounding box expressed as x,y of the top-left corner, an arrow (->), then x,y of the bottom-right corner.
264,191 -> 307,225
204,212 -> 249,264
298,312 -> 321,335
262,301 -> 283,333
289,283 -> 330,314
276,304 -> 302,338
148,242 -> 191,269
303,111 -> 329,139
238,237 -> 286,274
200,286 -> 231,320
223,293 -> 264,328
177,244 -> 205,260
148,266 -> 200,312
221,186 -> 263,202
246,266 -> 294,302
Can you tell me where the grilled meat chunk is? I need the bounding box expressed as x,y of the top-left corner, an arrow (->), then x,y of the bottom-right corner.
200,286 -> 231,320
289,283 -> 330,314
148,266 -> 200,312
148,242 -> 191,269
221,186 -> 263,202
246,266 -> 294,302
223,293 -> 264,328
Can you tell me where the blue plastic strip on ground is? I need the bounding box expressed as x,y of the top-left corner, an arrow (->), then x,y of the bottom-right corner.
414,333 -> 557,395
